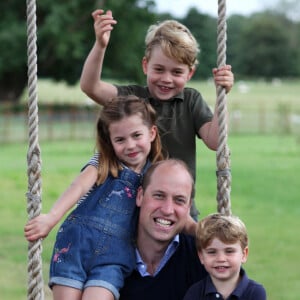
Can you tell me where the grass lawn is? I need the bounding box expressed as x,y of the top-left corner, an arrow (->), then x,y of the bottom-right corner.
0,134 -> 299,299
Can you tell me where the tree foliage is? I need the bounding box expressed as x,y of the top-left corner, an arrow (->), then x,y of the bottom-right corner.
232,12 -> 296,78
36,0 -> 156,84
101,0 -> 157,82
0,2 -> 28,102
0,0 -> 156,103
1,1 -> 300,102
182,8 -> 217,79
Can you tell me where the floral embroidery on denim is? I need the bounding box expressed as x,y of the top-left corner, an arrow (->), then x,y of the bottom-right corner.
53,243 -> 71,263
124,186 -> 133,198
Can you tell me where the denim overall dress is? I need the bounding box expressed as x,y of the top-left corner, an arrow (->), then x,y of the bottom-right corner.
49,162 -> 150,299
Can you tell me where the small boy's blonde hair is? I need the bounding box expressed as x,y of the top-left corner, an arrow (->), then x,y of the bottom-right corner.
196,213 -> 248,251
144,20 -> 200,69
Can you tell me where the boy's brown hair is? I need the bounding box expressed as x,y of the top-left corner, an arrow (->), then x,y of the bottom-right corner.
196,213 -> 249,251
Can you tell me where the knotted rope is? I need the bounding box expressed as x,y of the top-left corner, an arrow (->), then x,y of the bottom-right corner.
216,0 -> 232,215
26,0 -> 44,299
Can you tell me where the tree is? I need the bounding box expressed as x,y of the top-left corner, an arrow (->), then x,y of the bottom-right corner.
0,0 -> 156,103
181,8 -> 217,79
227,14 -> 248,77
102,0 -> 157,83
235,12 -> 295,78
0,2 -> 28,102
2,2 -> 300,103
37,0 -> 156,86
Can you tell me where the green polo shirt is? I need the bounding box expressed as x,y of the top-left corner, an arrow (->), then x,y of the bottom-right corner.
116,85 -> 213,180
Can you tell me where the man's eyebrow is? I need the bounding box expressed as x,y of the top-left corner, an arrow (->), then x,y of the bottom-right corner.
173,193 -> 188,198
152,189 -> 164,194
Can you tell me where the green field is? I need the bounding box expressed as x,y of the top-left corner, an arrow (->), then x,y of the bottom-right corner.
0,134 -> 299,299
196,134 -> 300,300
1,78 -> 300,299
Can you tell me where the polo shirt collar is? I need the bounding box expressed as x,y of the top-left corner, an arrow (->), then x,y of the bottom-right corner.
204,268 -> 249,299
146,87 -> 184,102
231,268 -> 250,297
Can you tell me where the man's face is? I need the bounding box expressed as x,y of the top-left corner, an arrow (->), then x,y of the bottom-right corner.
136,162 -> 192,245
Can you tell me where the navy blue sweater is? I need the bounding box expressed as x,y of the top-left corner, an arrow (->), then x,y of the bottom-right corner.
120,234 -> 208,300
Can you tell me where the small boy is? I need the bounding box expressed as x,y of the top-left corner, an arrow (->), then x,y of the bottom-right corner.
183,213 -> 266,300
80,9 -> 234,220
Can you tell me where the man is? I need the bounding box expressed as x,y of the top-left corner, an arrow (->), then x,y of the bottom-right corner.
120,159 -> 208,300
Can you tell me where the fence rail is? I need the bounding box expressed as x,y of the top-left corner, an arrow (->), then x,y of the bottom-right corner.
0,103 -> 299,144
0,104 -> 99,144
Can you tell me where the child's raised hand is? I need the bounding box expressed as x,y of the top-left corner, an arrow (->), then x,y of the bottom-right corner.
212,64 -> 234,94
24,214 -> 55,242
92,9 -> 117,48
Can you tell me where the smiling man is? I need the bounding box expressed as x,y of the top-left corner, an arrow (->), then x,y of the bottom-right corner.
119,159 -> 208,300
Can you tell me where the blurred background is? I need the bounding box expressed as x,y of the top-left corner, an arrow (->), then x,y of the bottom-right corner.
0,1 -> 299,299
1,0 -> 300,142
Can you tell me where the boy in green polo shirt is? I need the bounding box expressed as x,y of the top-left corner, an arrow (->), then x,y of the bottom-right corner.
80,9 -> 234,220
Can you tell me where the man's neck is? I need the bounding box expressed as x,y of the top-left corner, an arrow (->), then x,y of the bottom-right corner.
136,234 -> 170,276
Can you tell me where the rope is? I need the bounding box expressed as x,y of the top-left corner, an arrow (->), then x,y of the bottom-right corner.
26,0 -> 44,299
23,2 -> 230,297
216,0 -> 232,215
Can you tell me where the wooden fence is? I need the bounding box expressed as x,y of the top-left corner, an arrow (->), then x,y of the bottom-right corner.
1,103 -> 299,144
0,104 -> 99,144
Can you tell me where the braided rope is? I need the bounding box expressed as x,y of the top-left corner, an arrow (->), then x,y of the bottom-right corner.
216,0 -> 232,215
26,0 -> 44,299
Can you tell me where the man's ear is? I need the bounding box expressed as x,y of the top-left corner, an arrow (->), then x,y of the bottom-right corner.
136,186 -> 144,207
142,57 -> 148,75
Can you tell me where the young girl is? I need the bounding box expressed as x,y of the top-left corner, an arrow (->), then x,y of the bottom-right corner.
24,95 -> 164,300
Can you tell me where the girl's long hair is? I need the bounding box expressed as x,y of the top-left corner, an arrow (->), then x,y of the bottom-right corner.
96,95 -> 164,184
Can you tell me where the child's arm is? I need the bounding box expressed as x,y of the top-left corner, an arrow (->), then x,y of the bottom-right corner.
183,215 -> 198,236
199,64 -> 234,150
24,165 -> 98,242
80,9 -> 118,105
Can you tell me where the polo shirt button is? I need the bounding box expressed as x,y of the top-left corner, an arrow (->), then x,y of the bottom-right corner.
216,294 -> 220,298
